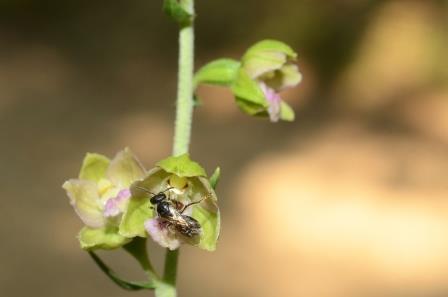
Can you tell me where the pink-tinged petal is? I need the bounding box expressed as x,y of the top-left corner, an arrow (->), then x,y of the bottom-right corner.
63,179 -> 105,228
144,218 -> 180,250
104,189 -> 131,218
260,83 -> 281,122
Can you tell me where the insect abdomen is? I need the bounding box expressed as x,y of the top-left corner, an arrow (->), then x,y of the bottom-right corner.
176,215 -> 201,237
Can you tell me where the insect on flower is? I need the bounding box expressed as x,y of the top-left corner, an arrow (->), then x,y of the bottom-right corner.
136,186 -> 206,238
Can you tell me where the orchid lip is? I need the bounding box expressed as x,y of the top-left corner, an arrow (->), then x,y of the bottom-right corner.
144,218 -> 181,250
104,188 -> 132,218
259,82 -> 281,122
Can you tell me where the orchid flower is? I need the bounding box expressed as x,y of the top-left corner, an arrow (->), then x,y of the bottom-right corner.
62,148 -> 146,250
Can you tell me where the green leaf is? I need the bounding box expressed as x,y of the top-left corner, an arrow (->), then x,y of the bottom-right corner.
231,69 -> 268,107
156,154 -> 207,177
163,0 -> 194,26
106,148 -> 146,188
194,59 -> 241,88
79,153 -> 110,182
88,251 -> 155,290
209,167 -> 221,190
79,226 -> 131,250
280,101 -> 295,121
119,195 -> 153,238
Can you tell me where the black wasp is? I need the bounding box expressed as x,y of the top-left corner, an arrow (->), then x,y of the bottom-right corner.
136,186 -> 204,237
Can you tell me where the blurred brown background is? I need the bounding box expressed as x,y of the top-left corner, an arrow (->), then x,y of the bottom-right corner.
1,0 -> 448,296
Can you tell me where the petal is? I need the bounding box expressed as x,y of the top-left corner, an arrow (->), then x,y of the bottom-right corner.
104,189 -> 131,218
119,168 -> 169,238
278,64 -> 302,89
188,177 -> 220,251
79,153 -> 110,182
78,226 -> 131,250
63,179 -> 105,228
231,68 -> 270,117
243,51 -> 287,79
144,219 -> 180,250
279,101 -> 295,122
106,148 -> 146,188
263,64 -> 302,91
156,154 -> 206,178
242,40 -> 297,79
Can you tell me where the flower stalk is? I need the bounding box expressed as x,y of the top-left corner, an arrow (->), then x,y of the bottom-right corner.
172,0 -> 195,157
163,0 -> 195,296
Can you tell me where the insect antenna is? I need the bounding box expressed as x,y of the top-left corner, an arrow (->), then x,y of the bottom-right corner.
135,186 -> 175,197
134,186 -> 155,196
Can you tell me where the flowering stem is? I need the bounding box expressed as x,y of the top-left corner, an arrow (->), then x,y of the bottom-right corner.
163,248 -> 179,285
172,1 -> 195,157
161,0 -> 195,296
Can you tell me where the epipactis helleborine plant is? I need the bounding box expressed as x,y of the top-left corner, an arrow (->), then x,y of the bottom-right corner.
63,0 -> 302,296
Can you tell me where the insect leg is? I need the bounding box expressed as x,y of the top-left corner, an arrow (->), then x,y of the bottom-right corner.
180,198 -> 205,213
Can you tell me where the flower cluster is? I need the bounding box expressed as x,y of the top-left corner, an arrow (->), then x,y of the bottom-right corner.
63,149 -> 220,251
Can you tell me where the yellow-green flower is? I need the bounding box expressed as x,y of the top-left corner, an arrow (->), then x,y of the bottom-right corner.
62,148 -> 146,250
240,39 -> 302,122
119,154 -> 220,251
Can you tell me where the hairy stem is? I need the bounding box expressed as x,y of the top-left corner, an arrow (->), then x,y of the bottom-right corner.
160,0 -> 195,296
172,4 -> 195,156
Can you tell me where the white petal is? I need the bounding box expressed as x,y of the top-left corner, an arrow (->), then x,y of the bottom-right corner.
107,148 -> 146,188
63,179 -> 105,228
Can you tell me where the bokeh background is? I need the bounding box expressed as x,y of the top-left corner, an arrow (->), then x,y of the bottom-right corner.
1,0 -> 448,296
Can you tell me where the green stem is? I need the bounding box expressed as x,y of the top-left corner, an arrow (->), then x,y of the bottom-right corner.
162,0 -> 195,296
123,238 -> 160,282
163,249 -> 179,285
172,2 -> 195,156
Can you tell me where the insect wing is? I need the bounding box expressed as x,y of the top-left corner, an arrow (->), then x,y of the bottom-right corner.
175,215 -> 201,237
